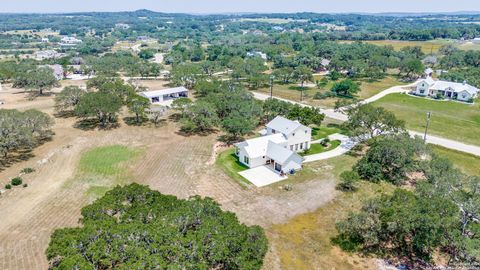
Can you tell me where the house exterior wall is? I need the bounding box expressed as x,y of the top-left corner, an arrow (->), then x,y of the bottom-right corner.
285,126 -> 311,152
236,148 -> 265,168
282,159 -> 302,173
415,81 -> 430,96
457,91 -> 472,101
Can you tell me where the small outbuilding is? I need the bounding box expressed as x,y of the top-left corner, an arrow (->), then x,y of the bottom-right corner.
139,87 -> 189,105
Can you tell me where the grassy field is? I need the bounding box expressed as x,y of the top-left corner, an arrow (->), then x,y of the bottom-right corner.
312,125 -> 344,140
432,145 -> 480,176
216,148 -> 250,186
301,140 -> 341,156
340,39 -> 480,53
373,93 -> 480,146
267,155 -> 395,269
256,76 -> 403,109
77,145 -> 142,198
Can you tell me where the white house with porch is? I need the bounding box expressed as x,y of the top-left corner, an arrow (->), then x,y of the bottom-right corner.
139,87 -> 189,105
234,116 -> 311,175
415,77 -> 479,102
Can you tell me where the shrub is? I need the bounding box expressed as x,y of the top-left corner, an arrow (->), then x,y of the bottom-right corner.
336,170 -> 360,192
11,177 -> 23,186
321,138 -> 331,147
23,183 -> 28,188
314,91 -> 336,100
5,184 -> 12,189
21,167 -> 35,174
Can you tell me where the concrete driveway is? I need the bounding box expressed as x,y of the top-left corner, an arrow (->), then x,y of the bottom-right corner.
239,165 -> 287,187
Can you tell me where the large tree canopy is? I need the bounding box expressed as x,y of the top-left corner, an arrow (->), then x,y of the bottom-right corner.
46,184 -> 268,270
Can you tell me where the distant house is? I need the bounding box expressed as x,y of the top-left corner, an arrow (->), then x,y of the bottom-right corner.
139,87 -> 189,105
246,51 -> 267,60
41,37 -> 49,43
473,37 -> 480,43
415,77 -> 479,102
272,26 -> 284,31
59,36 -> 82,47
115,23 -> 130,29
34,50 -> 64,60
424,68 -> 433,77
137,36 -> 150,41
234,116 -> 311,174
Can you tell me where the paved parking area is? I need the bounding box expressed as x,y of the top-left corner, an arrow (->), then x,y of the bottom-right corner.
239,165 -> 287,187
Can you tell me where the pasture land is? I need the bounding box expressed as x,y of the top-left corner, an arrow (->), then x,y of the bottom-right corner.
267,155 -> 393,270
372,93 -> 480,146
255,76 -> 403,108
431,145 -> 480,176
0,83 -> 348,270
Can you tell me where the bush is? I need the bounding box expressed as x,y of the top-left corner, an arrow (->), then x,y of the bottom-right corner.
336,170 -> 360,192
11,177 -> 23,186
321,138 -> 330,147
23,183 -> 28,188
314,91 -> 336,100
5,184 -> 12,189
21,167 -> 35,174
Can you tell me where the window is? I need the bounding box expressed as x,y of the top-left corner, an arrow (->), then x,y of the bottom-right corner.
244,156 -> 249,165
300,143 -> 303,150
305,142 -> 309,149
290,145 -> 293,151
305,130 -> 307,134
295,144 -> 298,151
292,133 -> 295,136
271,129 -> 276,134
235,148 -> 239,156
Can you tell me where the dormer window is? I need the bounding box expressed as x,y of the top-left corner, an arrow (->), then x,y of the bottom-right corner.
272,129 -> 276,134
292,133 -> 295,136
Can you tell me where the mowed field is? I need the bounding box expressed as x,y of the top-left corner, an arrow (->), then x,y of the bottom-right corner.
372,93 -> 480,146
0,83 -> 372,270
340,39 -> 480,53
255,76 -> 404,108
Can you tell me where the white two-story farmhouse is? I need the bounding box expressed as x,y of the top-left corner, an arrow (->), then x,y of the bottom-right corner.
234,116 -> 311,174
415,77 -> 479,102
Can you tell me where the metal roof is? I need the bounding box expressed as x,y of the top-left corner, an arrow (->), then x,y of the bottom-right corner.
140,87 -> 189,98
266,116 -> 303,136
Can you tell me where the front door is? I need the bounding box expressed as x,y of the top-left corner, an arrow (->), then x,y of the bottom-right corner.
274,162 -> 282,172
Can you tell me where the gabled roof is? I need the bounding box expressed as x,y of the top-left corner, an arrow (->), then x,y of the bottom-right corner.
140,87 -> 188,98
266,116 -> 304,136
430,80 -> 479,95
266,141 -> 303,165
234,134 -> 286,158
421,76 -> 435,85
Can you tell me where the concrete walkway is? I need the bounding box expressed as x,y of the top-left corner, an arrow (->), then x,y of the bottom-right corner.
239,165 -> 287,187
303,134 -> 358,163
252,81 -> 480,157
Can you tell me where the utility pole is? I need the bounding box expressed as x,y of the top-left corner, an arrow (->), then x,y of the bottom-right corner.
424,112 -> 431,142
269,75 -> 274,99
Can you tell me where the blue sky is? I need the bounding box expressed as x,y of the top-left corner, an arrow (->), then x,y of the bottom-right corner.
2,0 -> 480,14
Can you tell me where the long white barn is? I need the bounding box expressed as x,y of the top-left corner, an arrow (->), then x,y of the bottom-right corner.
139,87 -> 189,105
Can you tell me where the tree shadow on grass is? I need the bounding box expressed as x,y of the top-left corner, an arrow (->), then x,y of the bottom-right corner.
0,149 -> 35,172
123,116 -> 149,126
53,110 -> 76,118
74,118 -> 119,131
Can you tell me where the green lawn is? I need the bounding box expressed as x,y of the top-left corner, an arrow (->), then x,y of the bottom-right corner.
300,140 -> 341,156
216,148 -> 251,186
76,145 -> 142,198
432,145 -> 480,176
255,76 -> 403,109
312,126 -> 344,140
373,93 -> 480,146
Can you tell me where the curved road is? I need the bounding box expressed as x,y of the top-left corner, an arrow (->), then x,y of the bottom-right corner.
252,83 -> 480,157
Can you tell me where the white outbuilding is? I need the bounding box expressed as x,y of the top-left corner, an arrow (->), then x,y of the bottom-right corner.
139,87 -> 189,105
